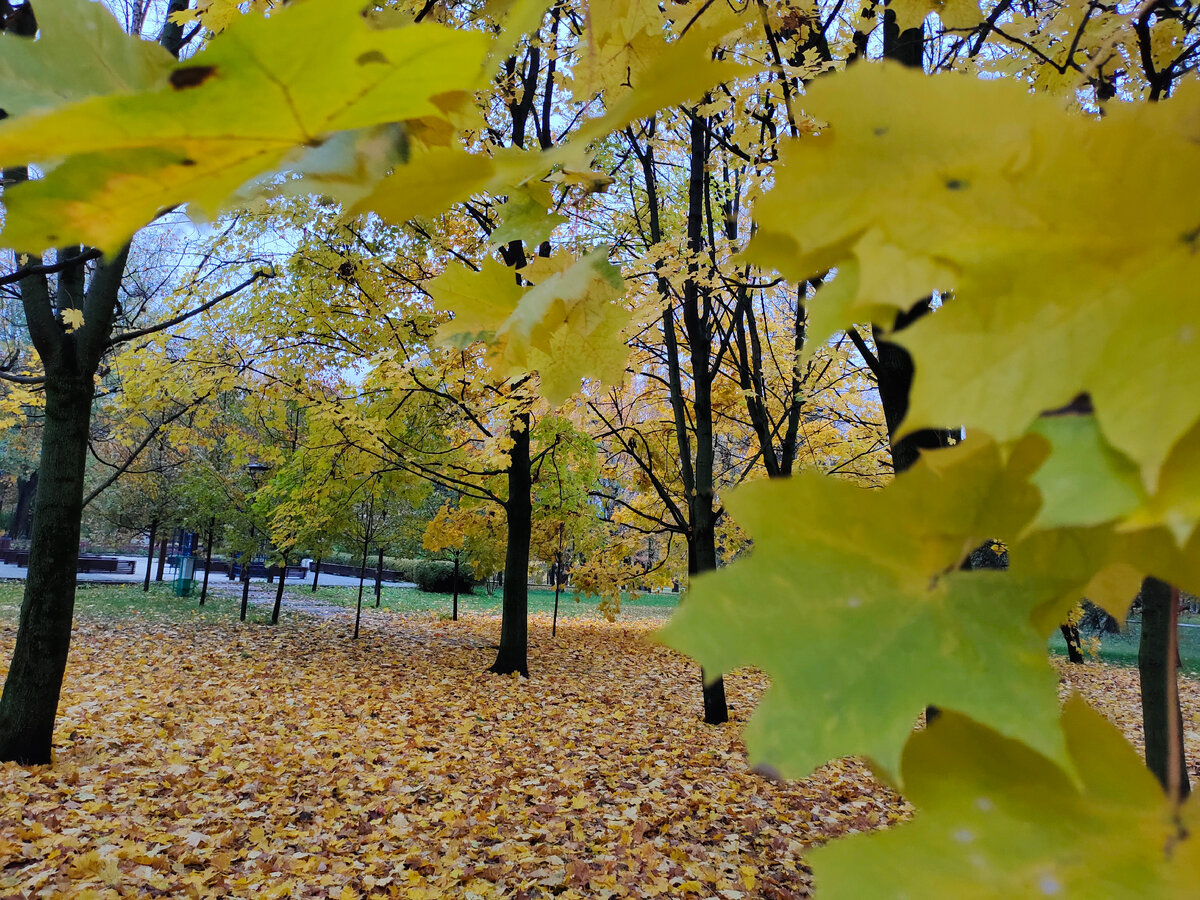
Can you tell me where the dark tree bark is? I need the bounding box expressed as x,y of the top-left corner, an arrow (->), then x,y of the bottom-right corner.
0,373 -> 96,763
354,538 -> 369,639
374,546 -> 384,607
452,552 -> 459,621
154,536 -> 168,582
143,516 -> 158,592
270,551 -> 288,625
11,470 -> 36,539
198,516 -> 214,606
1059,624 -> 1085,664
239,559 -> 251,622
1138,577 -> 1191,799
0,7 -> 185,763
491,411 -> 531,676
551,551 -> 561,638
311,557 -> 321,592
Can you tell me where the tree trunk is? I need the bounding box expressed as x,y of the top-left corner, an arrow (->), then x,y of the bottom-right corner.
143,516 -> 158,592
270,551 -> 288,625
0,375 -> 94,763
491,411 -> 531,676
452,553 -> 459,622
552,551 -> 561,638
354,539 -> 368,639
374,546 -> 383,607
1139,576 -> 1191,799
155,536 -> 168,582
1060,623 -> 1085,664
198,516 -> 214,606
239,558 -> 251,621
11,470 -> 36,539
311,557 -> 321,592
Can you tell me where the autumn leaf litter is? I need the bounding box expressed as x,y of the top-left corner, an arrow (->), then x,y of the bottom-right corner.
0,603 -> 1193,898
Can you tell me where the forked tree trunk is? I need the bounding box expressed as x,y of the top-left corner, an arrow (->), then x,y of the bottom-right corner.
1139,577 -> 1191,799
491,412 -> 531,676
0,375 -> 94,763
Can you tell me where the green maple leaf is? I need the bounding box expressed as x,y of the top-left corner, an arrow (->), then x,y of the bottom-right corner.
811,697 -> 1199,898
0,0 -> 174,118
659,438 -> 1069,780
1028,415 -> 1146,532
490,182 -> 568,247
0,0 -> 491,253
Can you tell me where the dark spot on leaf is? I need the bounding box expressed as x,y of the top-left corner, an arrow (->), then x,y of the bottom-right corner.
945,178 -> 969,190
356,50 -> 388,65
0,109 -> 7,121
1183,225 -> 1200,248
1041,392 -> 1094,417
169,65 -> 217,90
180,158 -> 197,167
873,126 -> 888,137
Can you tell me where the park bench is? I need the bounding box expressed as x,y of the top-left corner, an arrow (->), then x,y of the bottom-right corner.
76,556 -> 135,574
228,563 -> 307,581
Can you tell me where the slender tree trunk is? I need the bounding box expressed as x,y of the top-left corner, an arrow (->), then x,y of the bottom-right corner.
0,375 -> 93,763
270,551 -> 288,625
198,516 -> 214,606
239,557 -> 251,621
354,539 -> 368,639
552,574 -> 561,637
374,546 -> 383,607
491,412 -> 531,676
154,536 -> 168,582
1060,623 -> 1085,663
452,553 -> 459,621
1139,577 -> 1191,799
311,557 -> 321,592
683,111 -> 728,727
143,516 -> 158,592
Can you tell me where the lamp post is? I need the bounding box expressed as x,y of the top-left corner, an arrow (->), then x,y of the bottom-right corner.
239,462 -> 271,622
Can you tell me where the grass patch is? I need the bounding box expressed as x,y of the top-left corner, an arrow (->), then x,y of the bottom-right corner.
1049,620 -> 1200,676
0,581 -> 279,626
291,583 -> 680,619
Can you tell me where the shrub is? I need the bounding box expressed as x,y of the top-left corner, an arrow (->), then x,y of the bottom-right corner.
409,559 -> 473,594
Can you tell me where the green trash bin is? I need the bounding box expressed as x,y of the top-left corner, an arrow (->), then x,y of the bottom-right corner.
173,555 -> 195,597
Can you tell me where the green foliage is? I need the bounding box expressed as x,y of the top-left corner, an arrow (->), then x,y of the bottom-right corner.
812,698 -> 1195,898
0,0 -> 173,117
408,558 -> 474,594
661,438 -> 1067,779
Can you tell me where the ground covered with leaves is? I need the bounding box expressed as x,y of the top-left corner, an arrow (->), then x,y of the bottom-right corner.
0,588 -> 1196,898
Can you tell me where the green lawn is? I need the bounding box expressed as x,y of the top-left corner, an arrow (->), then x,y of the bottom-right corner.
0,581 -> 278,625
1049,620 -> 1200,676
290,582 -> 681,619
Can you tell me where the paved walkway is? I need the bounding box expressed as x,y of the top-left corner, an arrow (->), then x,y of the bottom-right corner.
0,555 -> 416,591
